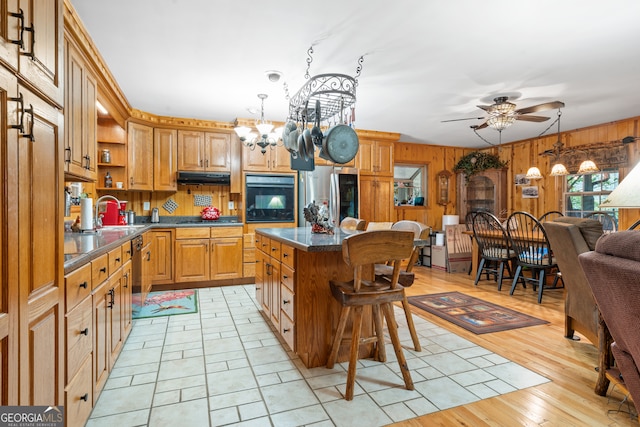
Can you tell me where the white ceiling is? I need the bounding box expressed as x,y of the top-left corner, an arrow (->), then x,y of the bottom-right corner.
70,0 -> 640,148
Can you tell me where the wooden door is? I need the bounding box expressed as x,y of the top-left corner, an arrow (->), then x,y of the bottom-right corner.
359,175 -> 376,222
269,260 -> 280,331
204,132 -> 230,171
210,237 -> 242,280
242,144 -> 271,171
175,239 -> 210,282
255,249 -> 265,307
64,41 -> 87,178
17,86 -> 64,406
153,128 -> 177,191
375,140 -> 394,176
151,230 -> 173,284
18,0 -> 63,106
121,260 -> 132,340
177,130 -> 204,171
127,122 -> 153,190
0,0 -> 20,71
92,280 -> 109,403
355,139 -> 374,174
108,270 -> 123,370
0,62 -> 18,405
141,241 -> 152,297
375,177 -> 394,221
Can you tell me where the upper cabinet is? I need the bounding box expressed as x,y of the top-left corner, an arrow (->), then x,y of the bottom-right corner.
154,128 -> 177,191
356,139 -> 394,176
64,37 -> 97,181
7,0 -> 64,107
127,122 -> 154,191
177,130 -> 231,172
242,144 -> 291,173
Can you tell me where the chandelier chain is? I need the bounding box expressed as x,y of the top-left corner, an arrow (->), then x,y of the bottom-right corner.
304,46 -> 314,80
354,56 -> 364,86
537,109 -> 562,138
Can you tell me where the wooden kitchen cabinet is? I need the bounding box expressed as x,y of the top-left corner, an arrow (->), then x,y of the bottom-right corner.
96,118 -> 127,191
134,232 -> 153,302
356,139 -> 394,176
127,122 -> 154,190
151,229 -> 174,284
64,36 -> 97,181
177,130 -> 231,172
360,175 -> 394,222
174,227 -> 243,283
154,128 -> 178,191
242,143 -> 291,172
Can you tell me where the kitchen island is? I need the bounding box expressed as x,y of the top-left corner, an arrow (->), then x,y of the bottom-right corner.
255,227 -> 384,368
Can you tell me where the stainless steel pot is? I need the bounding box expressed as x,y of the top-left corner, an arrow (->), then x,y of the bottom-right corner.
322,124 -> 359,164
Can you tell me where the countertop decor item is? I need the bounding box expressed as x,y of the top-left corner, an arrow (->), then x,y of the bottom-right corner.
303,201 -> 333,234
201,206 -> 220,221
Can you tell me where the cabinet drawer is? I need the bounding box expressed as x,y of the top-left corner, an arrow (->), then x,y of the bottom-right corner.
281,264 -> 295,292
121,240 -> 133,262
257,235 -> 269,252
176,227 -> 210,239
280,311 -> 295,351
244,233 -> 255,248
211,226 -> 242,238
65,263 -> 92,311
269,240 -> 281,259
66,297 -> 93,383
281,244 -> 295,269
280,284 -> 294,321
243,262 -> 256,278
65,355 -> 93,427
108,246 -> 123,275
91,254 -> 109,288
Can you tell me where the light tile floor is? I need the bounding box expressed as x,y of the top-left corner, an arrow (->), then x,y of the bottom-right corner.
86,285 -> 549,427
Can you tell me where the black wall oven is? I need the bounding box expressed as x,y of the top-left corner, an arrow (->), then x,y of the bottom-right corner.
245,174 -> 296,223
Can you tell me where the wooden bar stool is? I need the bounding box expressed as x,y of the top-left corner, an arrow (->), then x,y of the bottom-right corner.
339,216 -> 366,231
326,229 -> 415,400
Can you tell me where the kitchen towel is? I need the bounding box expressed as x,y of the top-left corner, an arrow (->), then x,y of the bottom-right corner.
80,198 -> 93,231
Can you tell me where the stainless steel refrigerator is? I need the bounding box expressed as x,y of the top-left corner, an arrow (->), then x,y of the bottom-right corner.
298,166 -> 360,227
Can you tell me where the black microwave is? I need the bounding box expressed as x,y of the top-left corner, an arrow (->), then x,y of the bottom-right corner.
245,175 -> 295,223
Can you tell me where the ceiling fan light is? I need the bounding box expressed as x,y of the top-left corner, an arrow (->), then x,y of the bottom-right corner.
577,159 -> 599,174
550,163 -> 569,176
487,114 -> 516,131
525,166 -> 543,180
491,101 -> 516,115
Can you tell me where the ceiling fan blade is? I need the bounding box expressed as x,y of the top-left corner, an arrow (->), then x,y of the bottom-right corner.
476,104 -> 492,112
472,121 -> 489,130
515,115 -> 549,122
515,101 -> 565,115
441,117 -> 485,123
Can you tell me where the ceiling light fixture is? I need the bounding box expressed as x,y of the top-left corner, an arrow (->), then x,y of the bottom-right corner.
577,159 -> 600,175
234,94 -> 283,155
525,166 -> 543,180
486,114 -> 516,131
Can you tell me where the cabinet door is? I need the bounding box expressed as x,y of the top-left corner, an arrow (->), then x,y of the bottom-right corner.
121,260 -> 132,340
177,130 -> 204,171
175,239 -> 210,282
128,122 -> 154,190
151,230 -> 173,284
269,260 -> 280,331
355,139 -> 374,174
375,140 -> 394,176
210,237 -> 243,280
204,132 -> 230,171
141,241 -> 152,297
108,270 -> 123,370
92,281 -> 110,402
359,176 -> 376,222
17,86 -> 64,405
242,144 -> 271,171
154,128 -> 177,191
271,146 -> 293,172
375,177 -> 394,221
64,41 -> 87,178
84,71 -> 97,180
18,0 -> 63,106
0,0 -> 20,70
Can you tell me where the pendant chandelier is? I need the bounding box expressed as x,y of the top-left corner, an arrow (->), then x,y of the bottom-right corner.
234,94 -> 283,154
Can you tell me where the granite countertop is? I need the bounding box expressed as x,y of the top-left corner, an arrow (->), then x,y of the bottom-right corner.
256,227 -> 431,253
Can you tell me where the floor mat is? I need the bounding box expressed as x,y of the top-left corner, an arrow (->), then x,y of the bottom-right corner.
408,291 -> 548,334
132,289 -> 198,319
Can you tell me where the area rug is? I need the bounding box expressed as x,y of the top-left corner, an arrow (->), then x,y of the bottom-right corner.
132,289 -> 198,319
408,291 -> 548,334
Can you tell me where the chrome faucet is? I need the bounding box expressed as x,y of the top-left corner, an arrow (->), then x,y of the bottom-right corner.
94,195 -> 121,229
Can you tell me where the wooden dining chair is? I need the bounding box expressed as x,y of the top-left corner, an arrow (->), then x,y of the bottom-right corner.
374,220 -> 430,351
326,230 -> 415,401
538,210 -> 564,224
471,212 -> 517,290
339,216 -> 366,231
629,218 -> 640,230
585,211 -> 618,234
365,221 -> 393,231
506,211 -> 561,303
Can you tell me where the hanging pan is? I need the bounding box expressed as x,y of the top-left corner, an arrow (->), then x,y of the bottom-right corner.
322,124 -> 359,164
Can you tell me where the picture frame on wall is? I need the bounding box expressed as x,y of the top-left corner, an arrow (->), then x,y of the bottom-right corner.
514,174 -> 530,186
522,186 -> 539,199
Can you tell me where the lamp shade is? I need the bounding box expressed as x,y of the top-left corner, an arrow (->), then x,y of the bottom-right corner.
600,161 -> 640,208
525,167 -> 543,180
550,163 -> 569,176
577,159 -> 599,174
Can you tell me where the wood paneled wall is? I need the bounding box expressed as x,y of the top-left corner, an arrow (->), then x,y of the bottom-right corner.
395,116 -> 640,230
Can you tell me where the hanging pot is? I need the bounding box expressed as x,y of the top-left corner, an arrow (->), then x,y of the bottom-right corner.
322,124 -> 359,164
282,121 -> 299,155
311,99 -> 323,146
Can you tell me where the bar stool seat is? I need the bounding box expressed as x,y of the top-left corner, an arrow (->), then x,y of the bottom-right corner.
326,229 -> 415,401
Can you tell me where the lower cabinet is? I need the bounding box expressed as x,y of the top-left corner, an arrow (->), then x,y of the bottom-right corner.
255,234 -> 296,351
64,238 -> 134,427
175,226 -> 243,283
134,231 -> 153,302
360,175 -> 394,222
151,229 -> 174,284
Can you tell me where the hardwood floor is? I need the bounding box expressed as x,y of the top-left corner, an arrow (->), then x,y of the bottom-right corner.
393,266 -> 637,426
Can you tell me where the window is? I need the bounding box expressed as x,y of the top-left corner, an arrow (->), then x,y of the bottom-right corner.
563,169 -> 619,223
394,164 -> 427,206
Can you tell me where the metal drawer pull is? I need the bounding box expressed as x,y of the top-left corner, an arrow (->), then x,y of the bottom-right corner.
282,299 -> 290,304
80,328 -> 89,336
100,267 -> 107,273
283,328 -> 290,333
79,281 -> 88,289
283,275 -> 288,279
115,257 -> 121,262
80,394 -> 88,402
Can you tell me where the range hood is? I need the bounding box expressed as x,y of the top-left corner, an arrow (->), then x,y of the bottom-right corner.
177,171 -> 231,185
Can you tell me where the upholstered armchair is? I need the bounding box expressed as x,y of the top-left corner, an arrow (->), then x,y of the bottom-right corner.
579,231 -> 640,408
544,217 -> 610,395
